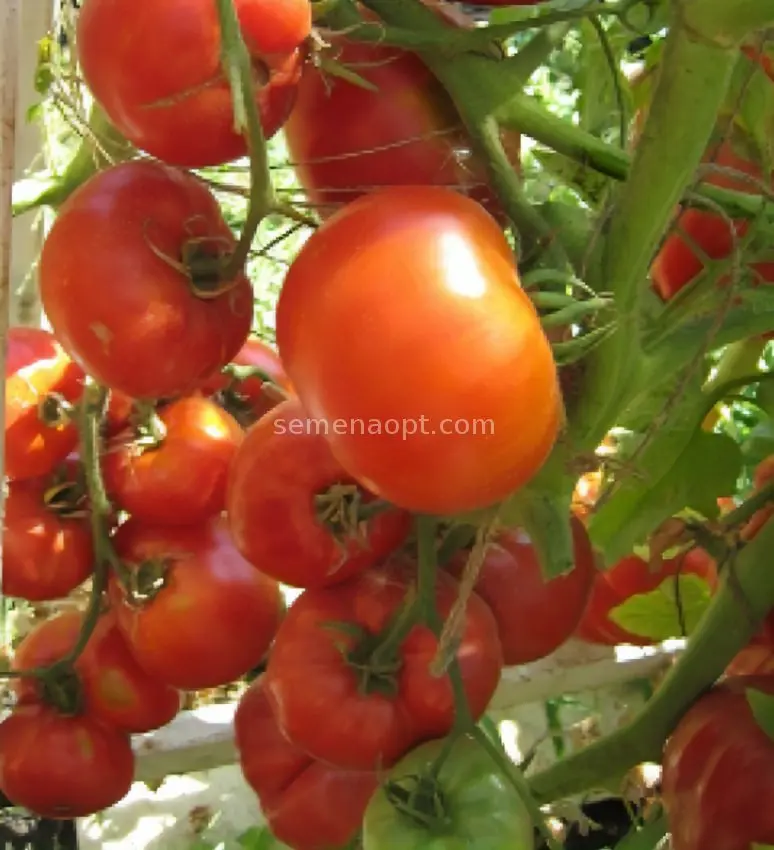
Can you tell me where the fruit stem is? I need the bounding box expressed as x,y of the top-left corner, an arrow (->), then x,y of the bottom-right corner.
718,480 -> 774,532
215,0 -> 274,280
528,514 -> 774,803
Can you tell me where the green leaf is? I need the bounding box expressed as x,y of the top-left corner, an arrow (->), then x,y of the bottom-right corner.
756,380 -> 774,421
237,826 -> 293,850
741,420 -> 774,466
532,148 -> 612,207
608,573 -> 713,642
746,689 -> 774,744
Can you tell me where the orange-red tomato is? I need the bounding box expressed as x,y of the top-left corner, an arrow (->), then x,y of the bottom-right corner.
276,186 -> 561,516
77,0 -> 310,166
12,610 -> 181,734
0,703 -> 134,819
3,460 -> 94,601
5,327 -> 85,481
39,161 -> 253,400
103,396 -> 244,525
110,518 -> 283,690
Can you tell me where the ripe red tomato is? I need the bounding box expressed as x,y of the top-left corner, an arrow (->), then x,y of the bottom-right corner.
446,515 -> 596,665
77,0 -> 310,166
264,558 -> 503,771
276,186 -> 561,516
662,676 -> 774,850
227,397 -> 411,589
12,610 -> 181,734
198,336 -> 293,426
0,702 -> 134,818
3,460 -> 93,601
235,676 -> 378,850
39,161 -> 253,400
109,518 -> 283,689
651,139 -> 774,300
575,549 -> 717,646
284,36 -> 520,218
103,396 -> 244,526
5,327 -> 85,481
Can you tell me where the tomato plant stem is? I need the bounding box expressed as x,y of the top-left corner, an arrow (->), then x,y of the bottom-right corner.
529,515 -> 774,803
215,0 -> 274,280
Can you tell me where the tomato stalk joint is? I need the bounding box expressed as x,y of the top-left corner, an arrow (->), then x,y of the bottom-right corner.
384,773 -> 453,831
314,483 -> 392,545
123,558 -> 171,605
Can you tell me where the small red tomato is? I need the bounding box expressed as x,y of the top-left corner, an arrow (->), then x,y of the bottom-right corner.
39,161 -> 253,400
5,327 -> 85,481
199,336 -> 293,427
227,398 -> 411,589
13,610 -> 181,734
0,703 -> 134,819
3,460 -> 93,601
446,515 -> 596,665
662,675 -> 774,850
103,396 -> 244,526
110,518 -> 283,690
265,558 -> 503,771
77,0 -> 310,166
235,676 -> 378,850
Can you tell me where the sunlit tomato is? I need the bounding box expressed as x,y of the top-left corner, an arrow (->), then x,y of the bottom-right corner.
235,676 -> 378,850
103,396 -> 243,526
39,161 -> 253,400
198,336 -> 293,427
285,35 -> 520,218
12,610 -> 181,734
662,676 -> 774,850
3,460 -> 93,601
265,558 -> 503,771
5,327 -> 85,481
227,397 -> 411,589
110,518 -> 283,690
446,516 -> 596,665
0,703 -> 134,819
576,549 -> 717,646
276,186 -> 561,516
77,0 -> 309,166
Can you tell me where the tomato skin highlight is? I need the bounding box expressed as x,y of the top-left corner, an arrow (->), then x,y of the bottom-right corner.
264,558 -> 503,771
575,549 -> 718,646
5,327 -> 85,482
662,676 -> 774,850
235,676 -> 378,850
103,396 -> 244,526
77,0 -> 309,166
110,517 -> 283,690
39,161 -> 253,400
3,462 -> 94,602
227,397 -> 411,589
284,36 -> 521,219
447,515 -> 596,665
362,735 -> 534,850
276,186 -> 562,516
0,703 -> 134,819
12,610 -> 181,734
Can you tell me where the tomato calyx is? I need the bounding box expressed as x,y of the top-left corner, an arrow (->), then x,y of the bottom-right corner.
38,666 -> 85,717
214,364 -> 290,427
314,483 -> 393,545
123,400 -> 168,452
383,771 -> 452,832
43,479 -> 89,519
122,558 -> 171,605
37,393 -> 75,428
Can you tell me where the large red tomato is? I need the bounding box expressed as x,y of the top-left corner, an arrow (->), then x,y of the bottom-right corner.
5,327 -> 84,481
103,396 -> 244,526
12,610 -> 181,734
264,558 -> 503,771
109,518 -> 283,689
662,675 -> 774,850
3,460 -> 93,601
0,703 -> 134,818
199,335 -> 293,426
77,0 -> 310,166
235,676 -> 378,850
575,549 -> 717,646
227,397 -> 411,589
284,35 -> 520,218
446,515 -> 596,665
276,186 -> 561,516
39,161 -> 253,400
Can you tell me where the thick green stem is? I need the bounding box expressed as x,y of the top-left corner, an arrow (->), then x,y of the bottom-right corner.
215,0 -> 274,279
529,516 -> 774,803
